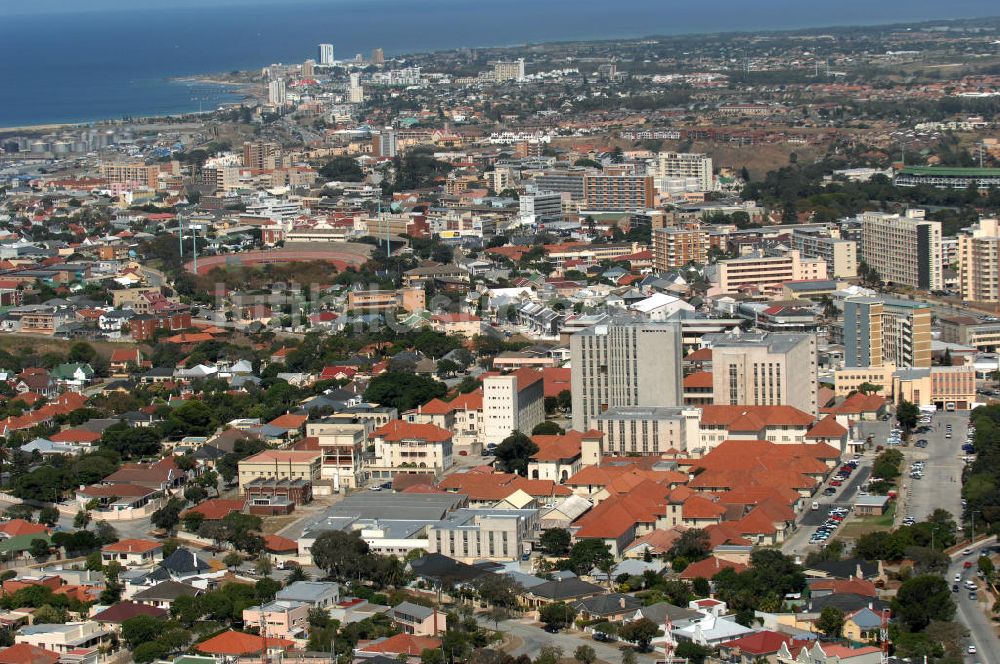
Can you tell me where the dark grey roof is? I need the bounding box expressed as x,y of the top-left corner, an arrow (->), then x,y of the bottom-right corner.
806,559 -> 880,580
408,553 -> 489,585
392,601 -> 435,621
160,547 -> 211,575
636,602 -> 702,624
132,580 -> 200,601
527,577 -> 603,601
572,593 -> 643,616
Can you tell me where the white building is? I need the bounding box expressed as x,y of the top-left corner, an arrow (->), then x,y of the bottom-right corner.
493,59 -> 526,82
657,152 -> 713,192
348,72 -> 364,103
268,79 -> 287,107
318,43 -> 335,66
483,369 -> 546,445
518,191 -> 563,225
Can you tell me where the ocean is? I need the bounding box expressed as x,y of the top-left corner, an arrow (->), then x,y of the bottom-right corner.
1,0 -> 998,129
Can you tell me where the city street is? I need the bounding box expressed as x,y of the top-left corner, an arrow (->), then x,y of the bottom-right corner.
782,456 -> 871,557
949,538 -> 999,663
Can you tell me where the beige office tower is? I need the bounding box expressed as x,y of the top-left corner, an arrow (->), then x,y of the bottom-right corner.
371,48 -> 385,65
860,209 -> 942,290
959,218 -> 1000,303
705,331 -> 818,416
570,320 -> 683,431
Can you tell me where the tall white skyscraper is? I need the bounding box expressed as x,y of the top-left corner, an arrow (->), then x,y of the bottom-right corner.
268,79 -> 287,107
319,43 -> 335,66
569,319 -> 684,431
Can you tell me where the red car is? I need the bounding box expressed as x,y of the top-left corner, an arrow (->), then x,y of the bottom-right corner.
830,480 -> 843,487
964,561 -> 973,569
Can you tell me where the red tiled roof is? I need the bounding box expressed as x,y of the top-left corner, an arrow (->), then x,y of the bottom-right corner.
0,644 -> 60,664
700,405 -> 815,430
719,630 -> 794,655
0,520 -> 49,538
372,420 -> 452,443
50,428 -> 101,443
268,413 -> 308,430
543,367 -> 571,398
683,371 -> 713,389
182,499 -> 245,521
810,577 -> 877,597
263,534 -> 298,553
530,430 -> 592,462
196,631 -> 293,656
101,539 -> 161,554
806,414 -> 848,439
359,634 -> 442,657
437,472 -> 570,501
685,348 -> 713,361
679,556 -> 748,580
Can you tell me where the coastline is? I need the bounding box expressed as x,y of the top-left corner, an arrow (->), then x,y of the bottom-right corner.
0,76 -> 255,134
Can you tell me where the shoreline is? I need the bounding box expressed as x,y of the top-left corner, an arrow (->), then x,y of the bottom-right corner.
0,76 -> 255,134
3,12 -> 998,134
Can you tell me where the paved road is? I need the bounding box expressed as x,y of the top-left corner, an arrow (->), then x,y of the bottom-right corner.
783,457 -> 871,557
949,538 -> 1000,663
477,616 -> 658,662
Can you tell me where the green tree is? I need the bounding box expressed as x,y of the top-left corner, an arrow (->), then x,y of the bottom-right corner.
896,400 -> 920,432
29,539 -> 50,559
816,606 -> 845,637
363,371 -> 447,412
675,641 -> 712,664
37,506 -> 59,527
473,574 -> 522,610
539,528 -> 571,556
168,400 -> 217,437
573,644 -> 596,664
531,421 -> 564,436
122,615 -> 162,649
310,530 -> 371,582
538,602 -> 576,630
568,539 -> 613,576
668,529 -> 710,562
893,574 -> 955,631
32,605 -> 66,624
619,618 -> 659,651
493,431 -> 538,476
150,498 -> 185,532
319,156 -> 364,182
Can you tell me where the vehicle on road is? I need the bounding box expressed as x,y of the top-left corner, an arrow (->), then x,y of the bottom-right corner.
969,645 -> 977,654
964,548 -> 973,556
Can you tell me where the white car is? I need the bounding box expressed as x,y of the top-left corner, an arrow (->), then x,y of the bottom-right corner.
964,548 -> 974,556
968,645 -> 977,654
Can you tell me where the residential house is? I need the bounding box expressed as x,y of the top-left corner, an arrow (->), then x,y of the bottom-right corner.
391,601 -> 446,636
241,601 -> 309,639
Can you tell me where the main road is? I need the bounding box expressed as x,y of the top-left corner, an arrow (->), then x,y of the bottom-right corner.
949,538 -> 999,663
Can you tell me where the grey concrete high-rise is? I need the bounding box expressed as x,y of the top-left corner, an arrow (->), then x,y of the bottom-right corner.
570,319 -> 683,431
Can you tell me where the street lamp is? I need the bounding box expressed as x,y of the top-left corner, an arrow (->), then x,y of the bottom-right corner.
190,223 -> 203,274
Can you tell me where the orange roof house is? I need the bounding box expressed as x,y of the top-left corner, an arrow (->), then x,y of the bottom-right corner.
196,631 -> 293,657
0,644 -> 60,664
357,634 -> 442,658
679,556 -> 748,580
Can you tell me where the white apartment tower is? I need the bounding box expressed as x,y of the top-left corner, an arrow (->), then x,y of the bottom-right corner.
319,43 -> 335,66
483,370 -> 545,445
267,79 -> 287,107
860,209 -> 942,291
569,320 -> 684,431
657,152 -> 714,192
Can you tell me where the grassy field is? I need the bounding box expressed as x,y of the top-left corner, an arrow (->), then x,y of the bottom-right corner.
837,503 -> 897,540
0,334 -> 145,360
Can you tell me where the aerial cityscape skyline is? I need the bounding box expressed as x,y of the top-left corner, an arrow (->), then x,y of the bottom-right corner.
1,5 -> 1000,664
